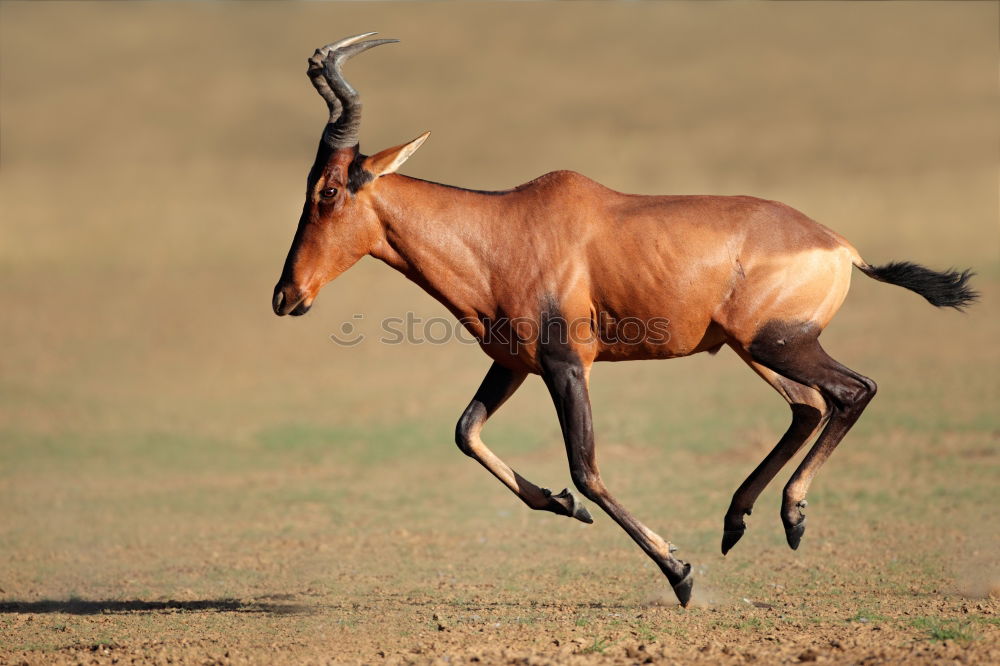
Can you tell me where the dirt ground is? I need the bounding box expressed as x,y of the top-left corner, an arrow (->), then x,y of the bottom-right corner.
1,1 -> 997,664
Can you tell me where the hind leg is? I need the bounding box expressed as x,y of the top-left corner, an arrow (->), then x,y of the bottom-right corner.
747,322 -> 877,549
721,344 -> 829,554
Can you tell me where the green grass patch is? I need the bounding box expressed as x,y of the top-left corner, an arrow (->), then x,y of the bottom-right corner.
634,620 -> 657,642
848,609 -> 891,625
581,635 -> 613,654
910,617 -> 977,643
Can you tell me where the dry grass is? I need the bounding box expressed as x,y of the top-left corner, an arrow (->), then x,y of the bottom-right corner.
1,1 -> 997,664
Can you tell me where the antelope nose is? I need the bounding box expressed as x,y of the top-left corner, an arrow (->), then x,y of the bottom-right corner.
272,283 -> 312,317
272,283 -> 301,316
272,287 -> 287,316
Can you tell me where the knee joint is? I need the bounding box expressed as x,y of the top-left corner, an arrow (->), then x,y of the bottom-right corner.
455,408 -> 483,457
831,376 -> 877,415
570,468 -> 603,502
850,375 -> 877,409
861,376 -> 878,401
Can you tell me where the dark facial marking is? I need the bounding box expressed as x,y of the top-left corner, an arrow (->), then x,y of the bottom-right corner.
306,140 -> 335,193
347,150 -> 374,193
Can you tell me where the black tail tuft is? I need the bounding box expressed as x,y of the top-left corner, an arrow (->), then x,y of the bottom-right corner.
859,261 -> 978,310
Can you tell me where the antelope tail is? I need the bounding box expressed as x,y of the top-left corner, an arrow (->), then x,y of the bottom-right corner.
855,260 -> 978,310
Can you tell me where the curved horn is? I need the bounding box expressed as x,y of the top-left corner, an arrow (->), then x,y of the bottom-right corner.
307,33 -> 398,149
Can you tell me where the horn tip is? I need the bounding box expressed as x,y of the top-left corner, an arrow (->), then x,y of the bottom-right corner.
317,31 -> 379,53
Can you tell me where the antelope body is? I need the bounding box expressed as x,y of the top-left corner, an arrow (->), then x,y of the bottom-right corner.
272,34 -> 977,606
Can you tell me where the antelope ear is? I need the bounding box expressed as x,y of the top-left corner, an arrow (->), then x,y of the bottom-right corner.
365,131 -> 430,177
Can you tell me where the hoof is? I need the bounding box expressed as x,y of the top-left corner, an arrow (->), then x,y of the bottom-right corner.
671,563 -> 694,607
551,488 -> 593,524
721,528 -> 745,556
785,518 -> 806,550
572,503 -> 594,524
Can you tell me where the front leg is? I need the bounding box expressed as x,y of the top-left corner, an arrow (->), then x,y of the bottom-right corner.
538,348 -> 694,607
456,361 -> 593,523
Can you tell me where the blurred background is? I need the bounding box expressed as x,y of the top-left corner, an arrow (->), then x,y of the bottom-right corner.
0,0 -> 996,658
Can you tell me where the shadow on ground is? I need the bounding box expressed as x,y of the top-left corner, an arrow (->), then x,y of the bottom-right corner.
0,599 -> 310,615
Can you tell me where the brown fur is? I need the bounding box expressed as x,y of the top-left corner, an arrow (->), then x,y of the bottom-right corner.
276,160 -> 861,370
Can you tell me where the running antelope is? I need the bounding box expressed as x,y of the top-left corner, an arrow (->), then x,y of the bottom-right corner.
272,34 -> 977,606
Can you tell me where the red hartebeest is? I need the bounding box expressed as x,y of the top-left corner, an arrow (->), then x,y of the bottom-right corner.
272,34 -> 977,606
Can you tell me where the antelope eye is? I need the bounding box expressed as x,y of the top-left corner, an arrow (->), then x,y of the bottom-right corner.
320,187 -> 338,199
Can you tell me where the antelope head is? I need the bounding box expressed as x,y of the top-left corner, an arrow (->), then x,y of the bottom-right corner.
272,33 -> 428,316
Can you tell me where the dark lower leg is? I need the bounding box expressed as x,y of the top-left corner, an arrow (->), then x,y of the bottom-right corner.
747,322 -> 877,549
579,476 -> 693,598
781,379 -> 874,547
722,346 -> 828,554
541,353 -> 692,605
722,403 -> 824,554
